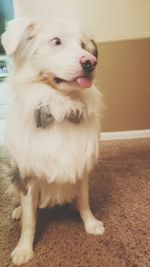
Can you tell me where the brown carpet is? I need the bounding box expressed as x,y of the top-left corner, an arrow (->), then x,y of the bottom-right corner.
0,138 -> 150,267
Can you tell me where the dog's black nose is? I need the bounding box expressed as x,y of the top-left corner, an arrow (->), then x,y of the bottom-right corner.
81,60 -> 94,72
80,56 -> 97,73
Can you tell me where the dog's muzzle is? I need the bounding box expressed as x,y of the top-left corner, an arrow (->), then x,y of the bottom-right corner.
80,55 -> 97,74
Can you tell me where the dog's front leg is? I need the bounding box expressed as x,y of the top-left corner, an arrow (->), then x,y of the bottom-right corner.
76,174 -> 105,235
11,185 -> 37,266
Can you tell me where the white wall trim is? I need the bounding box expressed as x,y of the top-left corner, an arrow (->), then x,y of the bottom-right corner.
101,129 -> 150,141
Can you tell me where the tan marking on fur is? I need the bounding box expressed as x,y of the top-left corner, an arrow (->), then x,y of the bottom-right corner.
38,71 -> 60,90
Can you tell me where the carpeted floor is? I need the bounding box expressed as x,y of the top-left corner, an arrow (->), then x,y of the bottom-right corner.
0,138 -> 150,267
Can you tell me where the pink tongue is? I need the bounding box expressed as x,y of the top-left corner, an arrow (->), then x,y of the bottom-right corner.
75,76 -> 92,88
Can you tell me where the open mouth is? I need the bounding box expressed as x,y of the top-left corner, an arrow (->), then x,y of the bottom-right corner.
54,76 -> 93,89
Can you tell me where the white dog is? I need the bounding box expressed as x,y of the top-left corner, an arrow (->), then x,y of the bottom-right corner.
2,18 -> 104,265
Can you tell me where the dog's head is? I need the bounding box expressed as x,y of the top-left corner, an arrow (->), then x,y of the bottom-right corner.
1,18 -> 98,92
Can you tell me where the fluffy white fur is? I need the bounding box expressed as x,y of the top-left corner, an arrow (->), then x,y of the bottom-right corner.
2,18 -> 104,265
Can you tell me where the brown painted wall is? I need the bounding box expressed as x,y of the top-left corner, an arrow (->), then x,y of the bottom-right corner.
95,38 -> 150,132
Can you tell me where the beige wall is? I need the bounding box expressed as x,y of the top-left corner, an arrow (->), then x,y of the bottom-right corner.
96,39 -> 150,132
13,0 -> 150,41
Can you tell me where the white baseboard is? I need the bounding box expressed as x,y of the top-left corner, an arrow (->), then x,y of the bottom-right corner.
101,129 -> 150,141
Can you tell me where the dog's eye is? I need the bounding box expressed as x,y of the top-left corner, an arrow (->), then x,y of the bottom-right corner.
81,42 -> 86,49
51,37 -> 62,46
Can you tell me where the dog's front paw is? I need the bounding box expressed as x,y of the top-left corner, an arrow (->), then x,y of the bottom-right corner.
85,219 -> 105,235
12,206 -> 22,220
67,109 -> 83,123
11,245 -> 34,265
65,100 -> 87,124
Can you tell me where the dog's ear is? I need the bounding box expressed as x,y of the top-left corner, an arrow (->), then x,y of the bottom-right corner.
1,18 -> 34,55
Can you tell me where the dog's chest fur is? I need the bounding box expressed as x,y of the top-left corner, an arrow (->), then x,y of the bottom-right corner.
6,83 -> 101,184
36,180 -> 77,208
